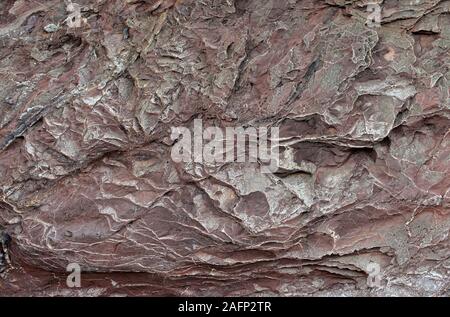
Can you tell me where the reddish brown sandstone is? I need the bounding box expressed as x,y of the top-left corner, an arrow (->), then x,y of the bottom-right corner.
0,0 -> 449,296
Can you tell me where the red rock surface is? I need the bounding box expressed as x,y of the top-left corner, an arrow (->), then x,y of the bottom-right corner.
0,0 -> 449,296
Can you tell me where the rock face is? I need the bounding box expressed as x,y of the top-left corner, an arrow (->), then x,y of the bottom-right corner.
0,0 -> 449,296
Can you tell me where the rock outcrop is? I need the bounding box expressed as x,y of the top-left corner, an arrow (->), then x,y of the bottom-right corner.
0,0 -> 449,296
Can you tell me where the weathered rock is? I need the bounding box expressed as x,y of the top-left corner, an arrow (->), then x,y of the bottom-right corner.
0,0 -> 449,296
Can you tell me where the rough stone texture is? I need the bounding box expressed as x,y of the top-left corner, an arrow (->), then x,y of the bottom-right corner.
0,0 -> 449,296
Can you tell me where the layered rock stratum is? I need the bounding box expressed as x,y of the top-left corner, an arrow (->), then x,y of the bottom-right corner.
0,0 -> 449,296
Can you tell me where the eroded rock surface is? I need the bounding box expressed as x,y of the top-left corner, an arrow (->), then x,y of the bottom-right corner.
0,0 -> 449,296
